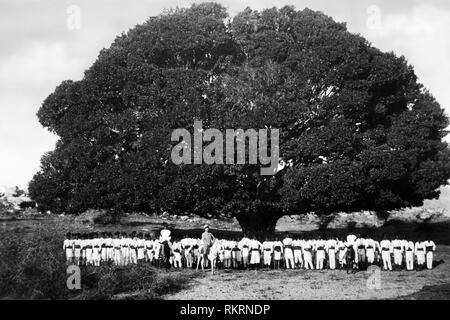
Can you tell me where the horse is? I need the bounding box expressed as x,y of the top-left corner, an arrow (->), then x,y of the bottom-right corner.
196,243 -> 220,274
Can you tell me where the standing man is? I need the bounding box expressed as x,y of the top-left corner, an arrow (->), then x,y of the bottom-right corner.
92,233 -> 101,267
424,239 -> 436,270
172,239 -> 183,268
345,243 -> 357,274
249,237 -> 262,270
365,238 -> 377,266
414,240 -> 426,271
326,238 -> 338,270
273,237 -> 284,270
159,223 -> 172,270
302,238 -> 314,270
145,234 -> 155,265
63,232 -> 74,265
355,236 -> 367,270
283,234 -> 295,269
337,238 -> 347,269
120,232 -> 129,266
404,240 -> 415,271
85,233 -> 94,266
380,236 -> 393,271
262,238 -> 273,269
314,237 -> 326,270
113,232 -> 121,266
223,239 -> 233,268
73,233 -> 82,266
136,233 -> 146,264
231,238 -> 241,269
239,236 -> 251,269
392,236 -> 404,271
292,238 -> 303,269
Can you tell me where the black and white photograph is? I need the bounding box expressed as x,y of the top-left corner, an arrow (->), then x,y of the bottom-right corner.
1,0 -> 450,305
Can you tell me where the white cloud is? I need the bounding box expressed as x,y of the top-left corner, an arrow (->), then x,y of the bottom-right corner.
0,42 -> 85,88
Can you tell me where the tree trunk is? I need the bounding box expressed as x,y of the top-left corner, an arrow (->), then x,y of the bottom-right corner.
236,211 -> 280,241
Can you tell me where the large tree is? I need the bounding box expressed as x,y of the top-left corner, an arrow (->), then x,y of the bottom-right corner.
30,3 -> 450,237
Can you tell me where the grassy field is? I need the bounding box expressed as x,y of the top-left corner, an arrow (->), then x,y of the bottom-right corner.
0,215 -> 195,300
1,213 -> 449,299
165,246 -> 450,300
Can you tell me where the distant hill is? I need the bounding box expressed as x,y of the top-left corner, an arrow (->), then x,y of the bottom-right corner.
0,186 -> 34,213
277,183 -> 450,231
422,184 -> 450,214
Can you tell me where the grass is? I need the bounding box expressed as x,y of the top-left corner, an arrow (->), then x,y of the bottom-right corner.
0,226 -> 194,300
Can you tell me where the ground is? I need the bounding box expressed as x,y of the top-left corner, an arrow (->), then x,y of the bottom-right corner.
1,212 -> 449,300
165,247 -> 450,300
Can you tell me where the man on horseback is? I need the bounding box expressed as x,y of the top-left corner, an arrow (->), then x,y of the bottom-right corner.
197,225 -> 216,271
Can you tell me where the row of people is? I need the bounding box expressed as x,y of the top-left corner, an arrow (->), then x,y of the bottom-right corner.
63,228 -> 437,271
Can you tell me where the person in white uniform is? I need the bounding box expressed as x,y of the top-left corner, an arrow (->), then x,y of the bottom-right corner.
92,233 -> 101,266
283,234 -> 295,269
314,237 -> 326,270
414,240 -> 426,270
112,232 -> 122,266
136,233 -> 146,264
392,237 -> 404,270
380,237 -> 393,271
63,232 -> 74,265
120,232 -> 130,266
364,238 -> 376,265
272,238 -> 284,269
85,233 -> 94,266
73,233 -> 82,266
239,237 -> 251,269
262,239 -> 273,268
223,239 -> 233,268
423,240 -> 436,270
404,240 -> 415,271
292,239 -> 303,269
337,238 -> 347,269
145,235 -> 154,264
302,239 -> 314,270
355,237 -> 366,269
326,238 -> 337,270
249,238 -> 262,270
231,238 -> 242,269
172,239 -> 183,268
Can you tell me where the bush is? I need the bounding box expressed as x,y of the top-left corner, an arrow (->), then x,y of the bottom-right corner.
0,228 -> 192,299
0,228 -> 68,299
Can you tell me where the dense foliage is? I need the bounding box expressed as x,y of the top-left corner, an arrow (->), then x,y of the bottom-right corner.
30,3 -> 450,236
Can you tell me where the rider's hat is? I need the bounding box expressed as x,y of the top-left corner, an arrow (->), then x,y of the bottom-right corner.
204,224 -> 209,229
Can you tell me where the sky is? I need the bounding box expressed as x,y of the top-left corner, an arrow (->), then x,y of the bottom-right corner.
0,0 -> 449,189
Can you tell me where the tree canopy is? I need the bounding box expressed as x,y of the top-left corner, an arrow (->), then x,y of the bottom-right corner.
29,3 -> 450,236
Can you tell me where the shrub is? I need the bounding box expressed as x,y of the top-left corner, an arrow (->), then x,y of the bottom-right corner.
0,228 -> 192,299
